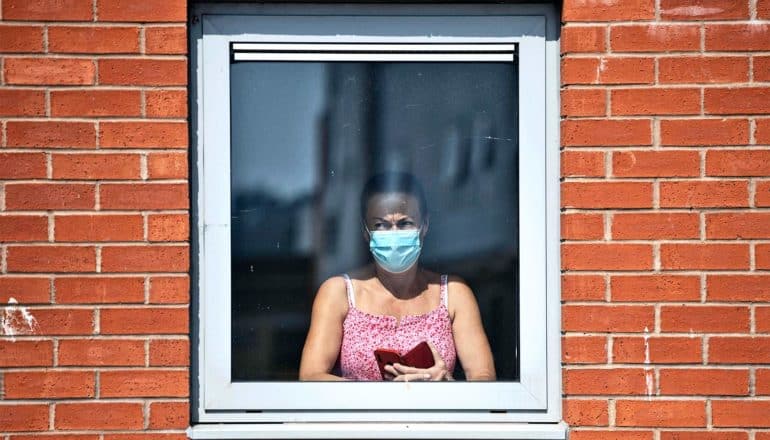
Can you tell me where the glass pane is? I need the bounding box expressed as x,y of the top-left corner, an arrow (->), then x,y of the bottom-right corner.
230,60 -> 519,381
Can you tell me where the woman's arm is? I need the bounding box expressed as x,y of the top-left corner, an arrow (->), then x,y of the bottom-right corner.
298,276 -> 350,381
448,277 -> 497,381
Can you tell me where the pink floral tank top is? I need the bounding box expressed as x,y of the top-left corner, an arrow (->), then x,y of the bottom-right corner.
339,274 -> 457,381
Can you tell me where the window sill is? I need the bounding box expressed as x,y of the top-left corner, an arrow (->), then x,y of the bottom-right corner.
187,422 -> 568,439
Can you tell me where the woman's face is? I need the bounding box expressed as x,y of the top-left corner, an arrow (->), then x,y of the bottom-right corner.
364,192 -> 425,233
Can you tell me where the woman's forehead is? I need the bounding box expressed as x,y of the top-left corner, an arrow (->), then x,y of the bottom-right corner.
366,193 -> 421,218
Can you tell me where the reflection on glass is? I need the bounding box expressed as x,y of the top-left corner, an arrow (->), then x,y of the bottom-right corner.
231,61 -> 519,381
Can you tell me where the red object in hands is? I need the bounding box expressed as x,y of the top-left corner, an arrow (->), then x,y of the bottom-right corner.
374,341 -> 435,379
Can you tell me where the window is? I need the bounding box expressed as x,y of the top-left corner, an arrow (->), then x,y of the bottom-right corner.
190,2 -> 562,437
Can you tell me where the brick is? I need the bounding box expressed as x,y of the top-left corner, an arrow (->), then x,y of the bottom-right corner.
0,89 -> 45,116
149,339 -> 189,366
705,87 -> 770,115
58,339 -> 144,366
55,402 -> 143,430
709,337 -> 770,363
51,90 -> 141,117
100,245 -> 188,273
54,276 -> 144,304
758,308 -> 770,333
611,213 -> 699,240
561,89 -> 605,117
149,276 -> 189,304
610,24 -> 700,52
761,0 -> 770,18
97,0 -> 186,22
48,26 -> 139,54
6,183 -> 95,211
561,26 -> 605,53
563,243 -> 653,270
660,243 -> 749,270
564,368 -> 648,395
660,119 -> 749,146
563,243 -> 653,271
52,153 -> 141,180
707,150 -> 770,176
0,153 -> 47,179
0,341 -> 53,367
561,213 -> 604,240
6,121 -> 96,148
616,400 -> 706,427
146,90 -> 187,118
707,213 -> 770,238
100,183 -> 188,210
562,57 -> 655,85
98,58 -> 187,86
758,244 -> 770,269
562,182 -> 652,209
659,56 -> 749,84
561,151 -> 605,177
2,0 -> 93,21
0,277 -> 50,304
758,181 -> 770,207
145,26 -> 187,54
4,58 -> 94,85
613,150 -> 699,178
706,24 -> 770,51
708,275 -> 770,301
27,308 -> 94,335
757,57 -> 770,82
562,305 -> 654,332
54,214 -> 143,242
754,119 -> 770,144
0,25 -> 44,53
660,180 -> 748,208
148,152 -> 188,179
758,368 -> 770,393
100,122 -> 188,148
563,399 -> 608,426
6,246 -> 95,273
563,0 -> 654,21
613,337 -> 702,364
148,401 -> 188,429
712,401 -> 770,427
0,404 -> 49,432
0,215 -> 48,242
148,213 -> 189,242
4,371 -> 95,399
10,435 -> 100,440
100,370 -> 188,397
100,307 -> 188,334
661,432 -> 748,440
659,369 -> 748,396
660,0 -> 749,19
570,432 -> 653,440
562,336 -> 607,364
611,89 -> 700,116
562,119 -> 651,147
104,436 -> 186,440
611,275 -> 700,302
661,305 -> 749,333
562,275 -> 605,301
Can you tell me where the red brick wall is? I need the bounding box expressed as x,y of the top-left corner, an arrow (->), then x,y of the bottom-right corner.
2,0 -> 770,438
0,0 -> 190,437
561,0 -> 770,438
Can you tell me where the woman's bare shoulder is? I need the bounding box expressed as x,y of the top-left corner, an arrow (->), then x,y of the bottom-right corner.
313,276 -> 349,318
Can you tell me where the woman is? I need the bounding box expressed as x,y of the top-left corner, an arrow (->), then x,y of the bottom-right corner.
299,172 -> 496,381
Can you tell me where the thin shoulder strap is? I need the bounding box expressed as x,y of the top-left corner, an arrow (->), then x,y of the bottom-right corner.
342,273 -> 356,308
440,274 -> 449,308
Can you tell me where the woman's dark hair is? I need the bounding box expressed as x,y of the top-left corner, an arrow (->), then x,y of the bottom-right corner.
360,172 -> 428,222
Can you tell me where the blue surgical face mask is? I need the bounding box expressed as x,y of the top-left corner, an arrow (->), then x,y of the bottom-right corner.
368,228 -> 422,273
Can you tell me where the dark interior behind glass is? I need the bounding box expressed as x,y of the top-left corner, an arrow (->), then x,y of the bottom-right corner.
230,60 -> 520,381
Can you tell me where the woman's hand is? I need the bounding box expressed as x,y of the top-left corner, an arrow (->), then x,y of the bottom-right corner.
383,342 -> 454,381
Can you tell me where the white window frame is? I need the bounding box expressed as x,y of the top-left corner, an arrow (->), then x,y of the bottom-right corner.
190,3 -> 562,437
